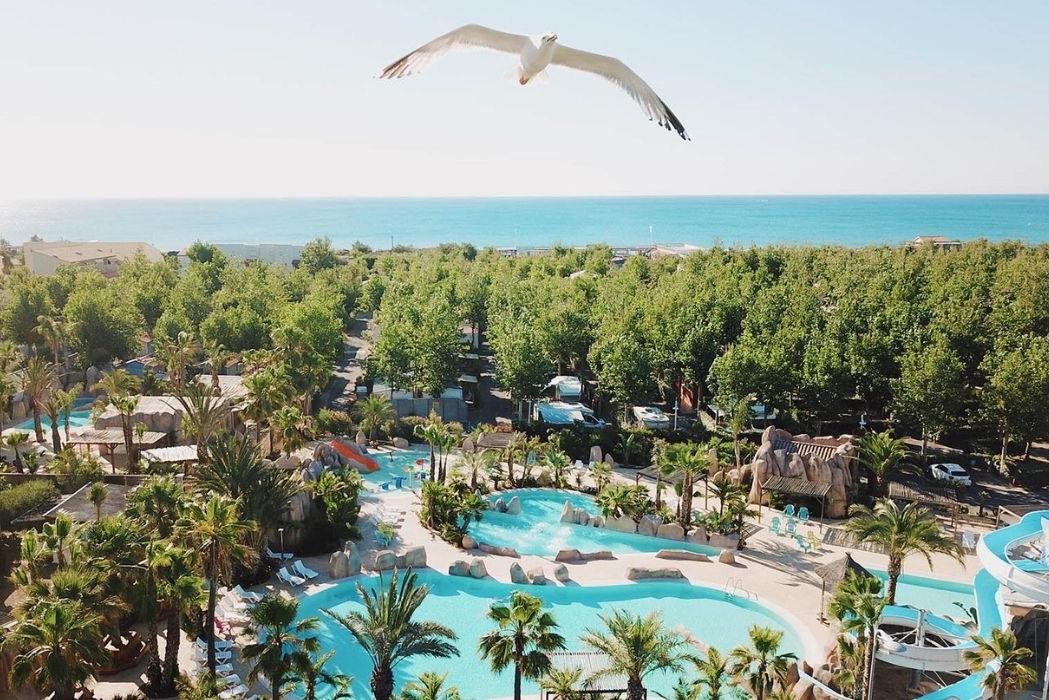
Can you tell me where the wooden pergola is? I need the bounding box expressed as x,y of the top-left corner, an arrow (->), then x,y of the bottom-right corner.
758,475 -> 832,529
67,428 -> 168,472
543,652 -> 635,699
888,481 -> 959,528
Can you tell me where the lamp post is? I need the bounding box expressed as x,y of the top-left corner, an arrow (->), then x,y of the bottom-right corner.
278,527 -> 285,561
673,400 -> 679,432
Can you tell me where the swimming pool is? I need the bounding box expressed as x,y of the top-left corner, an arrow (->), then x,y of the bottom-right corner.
14,399 -> 94,432
871,570 -> 976,619
361,447 -> 434,487
298,570 -> 803,699
470,488 -> 718,557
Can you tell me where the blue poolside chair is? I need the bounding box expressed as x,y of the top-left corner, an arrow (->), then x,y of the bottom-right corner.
797,506 -> 810,523
769,516 -> 782,535
783,504 -> 796,519
380,481 -> 392,491
394,476 -> 405,489
785,519 -> 797,537
798,535 -> 811,553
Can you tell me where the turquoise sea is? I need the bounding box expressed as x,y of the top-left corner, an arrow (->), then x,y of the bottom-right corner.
1,195 -> 1047,250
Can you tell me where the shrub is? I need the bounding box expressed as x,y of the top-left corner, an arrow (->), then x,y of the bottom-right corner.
0,479 -> 59,527
307,468 -> 363,550
317,408 -> 354,437
390,415 -> 428,441
419,480 -> 486,543
48,449 -> 105,492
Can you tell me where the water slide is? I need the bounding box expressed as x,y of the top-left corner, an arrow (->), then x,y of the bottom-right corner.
875,509 -> 1049,699
330,439 -> 379,472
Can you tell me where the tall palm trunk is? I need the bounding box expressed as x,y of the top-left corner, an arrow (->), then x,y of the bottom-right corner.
162,611 -> 181,692
429,445 -> 436,482
372,664 -> 394,700
206,549 -> 219,675
49,420 -> 62,453
145,575 -> 162,689
627,676 -> 644,700
513,637 -> 524,700
886,557 -> 902,605
862,628 -> 877,700
31,400 -> 43,442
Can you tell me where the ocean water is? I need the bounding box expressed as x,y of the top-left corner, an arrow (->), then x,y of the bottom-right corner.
1,195 -> 1047,250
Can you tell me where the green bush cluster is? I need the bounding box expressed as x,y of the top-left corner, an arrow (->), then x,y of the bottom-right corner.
316,408 -> 354,437
0,479 -> 59,527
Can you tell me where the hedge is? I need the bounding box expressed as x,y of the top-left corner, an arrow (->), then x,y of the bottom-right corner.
0,479 -> 60,528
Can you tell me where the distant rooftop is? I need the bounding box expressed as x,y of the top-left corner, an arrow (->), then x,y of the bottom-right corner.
23,239 -> 163,263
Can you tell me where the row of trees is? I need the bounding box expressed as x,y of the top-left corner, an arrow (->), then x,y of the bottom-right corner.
358,241 -> 1049,467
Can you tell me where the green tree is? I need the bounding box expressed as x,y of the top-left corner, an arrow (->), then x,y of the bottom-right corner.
892,335 -> 966,461
981,336 -> 1049,470
399,671 -> 463,700
479,590 -> 567,700
356,394 -> 395,441
243,595 -> 322,700
324,570 -> 459,700
580,609 -> 687,700
828,573 -> 885,700
8,600 -> 108,700
177,495 -> 258,675
690,647 -> 730,700
300,236 -> 342,275
857,430 -> 906,493
845,498 -> 963,604
963,628 -> 1037,700
541,667 -> 586,700
20,354 -> 55,443
728,626 -> 797,700
488,313 -> 553,421
289,650 -> 354,700
64,278 -> 142,366
87,481 -> 107,522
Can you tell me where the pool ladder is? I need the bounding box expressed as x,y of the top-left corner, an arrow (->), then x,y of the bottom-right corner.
724,577 -> 757,602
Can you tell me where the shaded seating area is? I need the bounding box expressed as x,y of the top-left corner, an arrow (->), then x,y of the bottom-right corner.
814,552 -> 874,623
543,652 -> 634,699
141,444 -> 199,475
757,475 -> 832,529
887,481 -> 959,529
67,428 -> 168,471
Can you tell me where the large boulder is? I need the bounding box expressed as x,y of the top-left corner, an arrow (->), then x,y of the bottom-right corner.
589,445 -> 603,464
717,549 -> 736,565
555,549 -> 582,563
708,533 -> 739,550
656,522 -> 685,541
345,544 -> 362,576
527,567 -> 547,585
638,515 -> 661,537
469,559 -> 487,579
462,436 -> 475,453
553,563 -> 570,583
402,545 -> 427,568
603,453 -> 616,467
85,366 -> 102,391
573,508 -> 590,526
505,496 -> 522,515
605,515 -> 636,533
655,549 -> 710,562
462,534 -> 478,550
590,515 -> 605,528
448,560 -> 470,577
686,525 -> 708,543
559,500 -> 574,523
493,497 -> 506,513
373,550 -> 398,571
581,550 -> 614,561
355,429 -> 368,446
392,437 -> 410,449
509,562 -> 529,584
328,551 -> 350,579
627,567 -> 684,581
478,543 -> 520,558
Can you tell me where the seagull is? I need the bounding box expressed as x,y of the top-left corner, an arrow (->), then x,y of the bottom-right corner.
379,24 -> 689,140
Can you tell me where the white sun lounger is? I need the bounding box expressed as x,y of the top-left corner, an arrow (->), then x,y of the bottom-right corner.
219,683 -> 250,699
265,546 -> 294,561
232,584 -> 264,602
217,674 -> 243,688
193,647 -> 232,663
277,566 -> 306,587
292,560 -> 320,580
195,637 -> 235,651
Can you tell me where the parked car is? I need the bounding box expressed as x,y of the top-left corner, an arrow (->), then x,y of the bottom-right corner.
930,463 -> 972,487
632,406 -> 671,431
533,401 -> 606,430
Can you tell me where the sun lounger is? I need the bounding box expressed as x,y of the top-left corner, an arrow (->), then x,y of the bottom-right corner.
265,546 -> 294,561
219,684 -> 250,699
783,504 -> 795,519
769,516 -> 781,536
797,506 -> 809,523
193,647 -> 233,663
785,519 -> 797,536
806,531 -> 822,551
293,560 -> 320,580
277,566 -> 306,587
217,674 -> 242,688
215,663 -> 234,674
196,637 -> 235,651
798,536 -> 811,553
232,584 -> 264,602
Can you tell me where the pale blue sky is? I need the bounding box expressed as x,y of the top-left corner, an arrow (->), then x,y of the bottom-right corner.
1,1 -> 1046,198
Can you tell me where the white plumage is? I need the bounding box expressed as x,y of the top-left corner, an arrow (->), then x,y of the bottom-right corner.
380,24 -> 688,140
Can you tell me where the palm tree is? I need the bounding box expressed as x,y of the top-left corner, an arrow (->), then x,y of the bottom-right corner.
203,338 -> 232,395
505,432 -> 529,487
618,432 -> 638,470
21,354 -> 55,443
55,383 -> 82,442
177,495 -> 258,674
17,530 -> 53,583
665,442 -> 707,530
8,599 -> 108,700
964,628 -> 1036,700
243,595 -> 322,700
591,461 -> 613,493
128,474 -> 188,538
110,393 -> 140,471
4,430 -> 30,473
356,394 -> 395,441
42,513 -> 80,568
35,313 -> 69,368
290,650 -> 354,700
43,389 -> 69,452
271,404 -> 314,457
399,671 -> 463,700
729,626 -> 797,700
595,483 -> 646,523
845,498 -> 963,604
542,667 -> 586,700
0,371 -> 16,428
88,481 -> 107,522
581,610 -> 687,700
158,546 -> 205,693
828,573 -> 885,700
159,330 -> 199,393
413,417 -> 442,477
858,430 -> 906,492
141,539 -> 177,690
479,590 -> 566,700
691,647 -> 730,700
95,368 -> 139,401
544,448 -> 572,488
196,432 -> 300,553
175,381 -> 228,472
324,569 -> 458,700
461,448 -> 497,491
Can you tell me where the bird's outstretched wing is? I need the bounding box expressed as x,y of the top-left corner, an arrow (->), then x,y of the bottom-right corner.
380,24 -> 529,79
550,45 -> 689,140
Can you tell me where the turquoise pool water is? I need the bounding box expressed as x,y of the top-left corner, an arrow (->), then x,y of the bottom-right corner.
361,447 -> 433,487
298,570 -> 803,699
14,400 -> 94,432
871,570 -> 975,619
470,488 -> 718,557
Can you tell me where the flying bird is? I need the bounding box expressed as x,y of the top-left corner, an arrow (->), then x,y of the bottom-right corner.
379,24 -> 689,140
